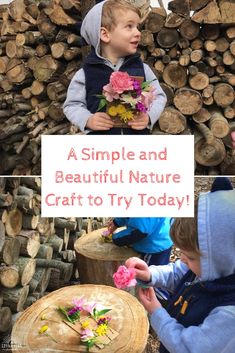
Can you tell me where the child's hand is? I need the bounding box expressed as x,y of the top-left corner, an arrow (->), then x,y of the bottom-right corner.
125,257 -> 151,282
138,287 -> 162,314
86,112 -> 114,131
128,112 -> 149,130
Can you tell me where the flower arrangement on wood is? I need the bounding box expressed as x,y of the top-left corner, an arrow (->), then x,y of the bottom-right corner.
37,296 -> 115,351
101,229 -> 113,243
113,265 -> 137,289
97,71 -> 156,124
57,297 -> 112,350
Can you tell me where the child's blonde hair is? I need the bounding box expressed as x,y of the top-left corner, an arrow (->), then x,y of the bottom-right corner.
170,201 -> 200,255
102,0 -> 141,30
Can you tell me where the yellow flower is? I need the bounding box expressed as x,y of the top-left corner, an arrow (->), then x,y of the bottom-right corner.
120,111 -> 134,122
96,324 -> 108,336
39,325 -> 48,334
107,106 -> 118,117
81,320 -> 90,329
116,104 -> 126,114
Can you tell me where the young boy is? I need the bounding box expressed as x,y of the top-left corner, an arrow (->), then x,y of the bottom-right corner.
126,177 -> 235,353
63,0 -> 166,135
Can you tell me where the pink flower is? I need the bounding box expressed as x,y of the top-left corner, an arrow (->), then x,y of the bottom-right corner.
140,88 -> 156,110
80,328 -> 95,342
83,302 -> 97,315
110,72 -> 133,94
103,83 -> 120,102
72,296 -> 85,309
113,265 -> 137,289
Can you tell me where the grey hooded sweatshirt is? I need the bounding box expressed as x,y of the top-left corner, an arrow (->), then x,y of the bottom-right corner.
148,182 -> 235,353
63,0 -> 167,133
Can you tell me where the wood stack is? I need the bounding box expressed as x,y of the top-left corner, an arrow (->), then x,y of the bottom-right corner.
0,0 -> 234,175
0,176 -> 105,334
0,0 -> 82,175
143,0 -> 235,174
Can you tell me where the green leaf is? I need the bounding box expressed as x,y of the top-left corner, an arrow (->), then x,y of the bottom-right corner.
96,309 -> 111,317
97,98 -> 107,111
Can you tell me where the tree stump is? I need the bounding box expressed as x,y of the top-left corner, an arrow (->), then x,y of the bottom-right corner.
74,229 -> 140,287
11,284 -> 149,353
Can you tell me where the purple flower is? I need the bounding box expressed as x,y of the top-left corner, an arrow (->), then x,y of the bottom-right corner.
136,102 -> 147,113
132,79 -> 141,90
68,306 -> 81,316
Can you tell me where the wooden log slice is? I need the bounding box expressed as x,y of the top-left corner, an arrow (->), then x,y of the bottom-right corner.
15,257 -> 36,286
163,63 -> 187,88
2,285 -> 29,312
6,58 -> 31,84
209,111 -> 230,138
74,228 -> 139,286
192,107 -> 211,123
160,83 -> 174,106
192,1 -> 222,23
0,237 -> 20,265
180,19 -> 200,40
0,56 -> 9,74
174,88 -> 202,115
159,106 -> 186,134
168,0 -> 190,17
33,55 -> 63,82
219,0 -> 235,23
189,72 -> 210,90
201,24 -> 220,40
5,209 -> 22,238
36,244 -> 53,260
195,137 -> 226,166
0,306 -> 12,332
11,284 -> 149,353
17,234 -> 40,258
144,11 -> 165,33
215,37 -> 229,53
226,26 -> 235,40
213,83 -> 234,108
0,265 -> 19,288
157,28 -> 179,48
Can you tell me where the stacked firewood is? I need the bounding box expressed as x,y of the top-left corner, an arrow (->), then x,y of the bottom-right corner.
0,176 -> 105,334
0,0 -> 234,175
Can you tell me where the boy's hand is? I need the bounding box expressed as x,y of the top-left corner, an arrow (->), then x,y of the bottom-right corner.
138,287 -> 162,314
128,112 -> 149,130
125,257 -> 151,282
86,113 -> 114,131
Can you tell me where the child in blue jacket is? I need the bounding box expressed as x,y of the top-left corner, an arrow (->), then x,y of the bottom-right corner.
108,217 -> 172,268
126,177 -> 235,353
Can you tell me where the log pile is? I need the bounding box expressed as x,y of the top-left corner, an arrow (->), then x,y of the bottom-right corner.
0,0 -> 234,175
0,176 -> 105,335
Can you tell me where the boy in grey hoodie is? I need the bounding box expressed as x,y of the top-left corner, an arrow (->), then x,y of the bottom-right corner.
126,177 -> 235,353
63,0 -> 166,134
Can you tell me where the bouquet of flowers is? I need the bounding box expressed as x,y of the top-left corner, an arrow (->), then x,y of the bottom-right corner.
97,71 -> 156,127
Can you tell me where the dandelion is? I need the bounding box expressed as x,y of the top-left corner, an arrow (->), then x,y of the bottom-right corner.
120,111 -> 134,123
81,320 -> 91,329
96,324 -> 108,336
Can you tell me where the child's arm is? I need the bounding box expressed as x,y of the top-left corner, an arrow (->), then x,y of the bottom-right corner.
63,69 -> 114,131
143,64 -> 167,129
150,305 -> 235,353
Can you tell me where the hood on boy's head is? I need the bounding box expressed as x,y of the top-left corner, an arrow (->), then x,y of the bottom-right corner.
81,1 -> 106,56
198,177 -> 235,282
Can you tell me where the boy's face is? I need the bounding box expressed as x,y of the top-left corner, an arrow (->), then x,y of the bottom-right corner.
180,249 -> 201,277
101,10 -> 141,58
